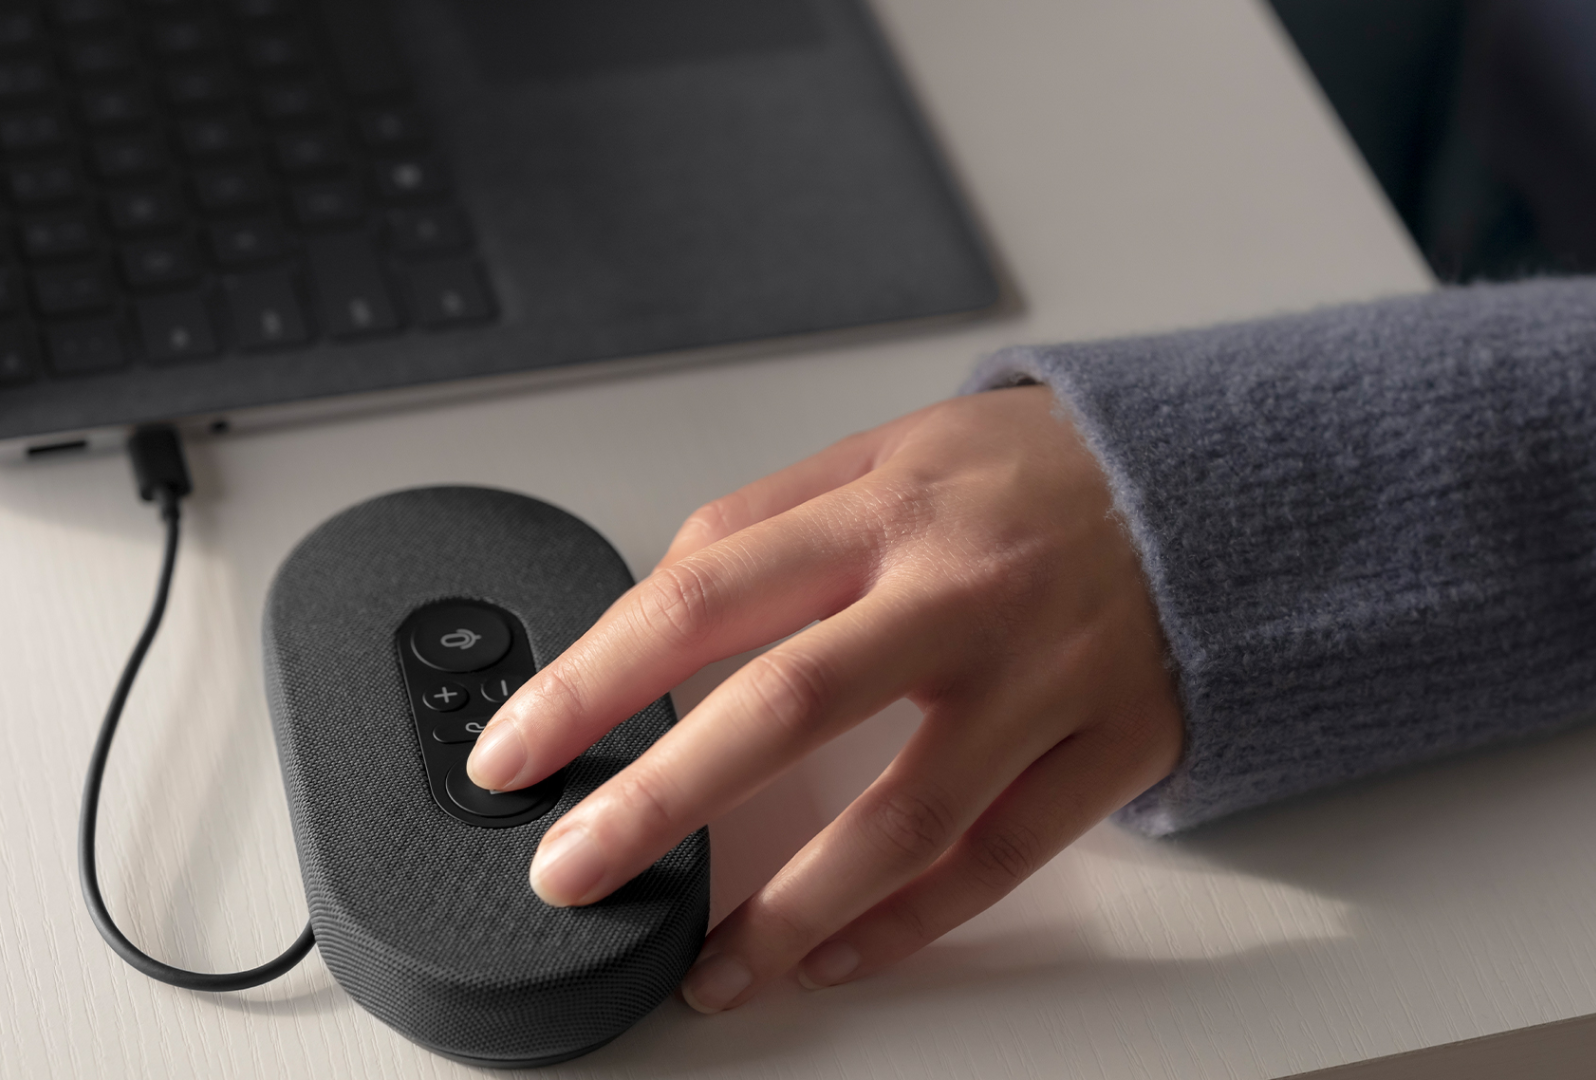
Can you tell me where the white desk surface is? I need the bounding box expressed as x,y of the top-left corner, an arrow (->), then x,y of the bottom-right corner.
16,0 -> 1589,1077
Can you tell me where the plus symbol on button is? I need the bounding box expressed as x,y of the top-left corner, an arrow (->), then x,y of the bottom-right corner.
430,686 -> 460,705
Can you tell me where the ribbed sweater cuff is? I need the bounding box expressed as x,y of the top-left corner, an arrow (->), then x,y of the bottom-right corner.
963,279 -> 1596,835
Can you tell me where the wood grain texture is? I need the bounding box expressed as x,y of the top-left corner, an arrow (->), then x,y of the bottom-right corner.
0,0 -> 1485,1076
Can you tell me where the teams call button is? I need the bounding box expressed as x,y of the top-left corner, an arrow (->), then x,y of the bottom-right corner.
410,604 -> 512,672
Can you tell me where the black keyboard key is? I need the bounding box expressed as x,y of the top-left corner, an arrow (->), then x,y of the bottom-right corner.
136,290 -> 217,361
373,156 -> 446,201
358,106 -> 424,148
10,162 -> 80,204
179,114 -> 251,159
46,318 -> 123,373
223,266 -> 307,348
106,185 -> 184,233
401,259 -> 494,328
0,324 -> 36,385
208,216 -> 281,264
305,231 -> 398,337
19,214 -> 98,260
150,17 -> 218,57
79,86 -> 150,128
319,0 -> 405,98
257,80 -> 323,122
0,266 -> 19,313
0,60 -> 52,100
290,178 -> 361,226
244,32 -> 307,71
165,66 -> 238,108
194,163 -> 271,211
0,12 -> 43,52
275,129 -> 345,173
0,112 -> 68,152
80,85 -> 149,127
33,263 -> 111,314
51,0 -> 121,28
64,38 -> 137,78
231,0 -> 295,19
93,134 -> 167,180
387,206 -> 468,254
120,236 -> 197,288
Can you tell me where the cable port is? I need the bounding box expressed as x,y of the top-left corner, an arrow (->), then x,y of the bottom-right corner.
26,439 -> 89,458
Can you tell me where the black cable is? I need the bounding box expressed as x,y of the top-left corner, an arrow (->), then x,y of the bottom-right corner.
78,426 -> 315,992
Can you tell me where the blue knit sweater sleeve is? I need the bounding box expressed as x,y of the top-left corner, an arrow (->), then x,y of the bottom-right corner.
964,279 -> 1596,836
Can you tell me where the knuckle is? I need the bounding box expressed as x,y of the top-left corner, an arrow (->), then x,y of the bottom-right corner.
815,477 -> 934,571
864,787 -> 956,866
530,661 -> 588,720
751,888 -> 825,952
682,497 -> 738,544
966,824 -> 1046,893
634,561 -> 719,647
744,648 -> 836,734
857,475 -> 937,545
879,891 -> 936,947
606,767 -> 681,838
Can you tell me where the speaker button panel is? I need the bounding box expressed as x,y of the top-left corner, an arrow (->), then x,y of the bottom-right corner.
396,599 -> 563,828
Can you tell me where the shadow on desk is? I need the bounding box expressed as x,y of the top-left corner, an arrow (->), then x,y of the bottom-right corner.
591,703 -> 1596,1077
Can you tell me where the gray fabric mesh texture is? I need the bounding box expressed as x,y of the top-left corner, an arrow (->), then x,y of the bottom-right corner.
263,486 -> 709,1065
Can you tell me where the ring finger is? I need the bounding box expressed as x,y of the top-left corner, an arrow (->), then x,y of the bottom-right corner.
797,709 -> 1177,990
678,680 -> 1076,1012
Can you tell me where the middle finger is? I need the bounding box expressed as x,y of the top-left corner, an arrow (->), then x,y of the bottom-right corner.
526,585 -> 953,908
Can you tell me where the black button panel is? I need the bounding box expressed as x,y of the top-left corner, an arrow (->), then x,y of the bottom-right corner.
396,599 -> 562,829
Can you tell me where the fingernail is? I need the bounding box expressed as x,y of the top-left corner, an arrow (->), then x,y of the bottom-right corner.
797,942 -> 860,990
680,954 -> 753,1013
529,826 -> 606,906
467,723 -> 525,790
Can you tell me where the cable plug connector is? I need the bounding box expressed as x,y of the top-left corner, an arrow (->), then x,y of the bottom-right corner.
127,425 -> 192,521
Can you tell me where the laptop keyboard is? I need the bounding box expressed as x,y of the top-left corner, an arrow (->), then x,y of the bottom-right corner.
0,0 -> 496,390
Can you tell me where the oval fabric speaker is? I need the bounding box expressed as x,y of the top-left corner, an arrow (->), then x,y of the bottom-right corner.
263,485 -> 710,1067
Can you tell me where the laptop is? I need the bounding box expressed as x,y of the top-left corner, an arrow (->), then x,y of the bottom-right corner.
0,0 -> 999,459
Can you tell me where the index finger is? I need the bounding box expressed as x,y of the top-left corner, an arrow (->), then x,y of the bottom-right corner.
466,488 -> 883,793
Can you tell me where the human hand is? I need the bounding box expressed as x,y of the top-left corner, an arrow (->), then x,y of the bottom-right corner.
467,384 -> 1183,1012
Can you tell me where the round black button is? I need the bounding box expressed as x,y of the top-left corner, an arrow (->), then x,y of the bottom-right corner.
410,605 -> 512,673
445,767 -> 541,818
479,672 -> 526,704
420,681 -> 469,712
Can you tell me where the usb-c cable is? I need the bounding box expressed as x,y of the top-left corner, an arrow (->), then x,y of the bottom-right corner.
77,425 -> 315,991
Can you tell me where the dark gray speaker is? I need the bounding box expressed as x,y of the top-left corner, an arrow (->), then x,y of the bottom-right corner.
263,486 -> 709,1067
